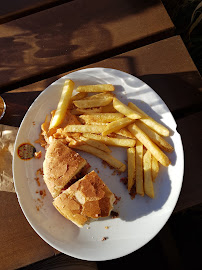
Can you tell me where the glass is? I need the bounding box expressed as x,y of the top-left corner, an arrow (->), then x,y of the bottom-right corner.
0,96 -> 6,120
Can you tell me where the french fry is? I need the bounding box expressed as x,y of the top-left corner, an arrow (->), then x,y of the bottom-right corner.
151,155 -> 159,182
38,79 -> 174,203
102,117 -> 134,136
79,136 -> 111,153
71,92 -> 88,101
71,144 -> 126,172
82,122 -> 108,126
76,84 -> 115,92
64,125 -> 106,134
135,140 -> 144,196
83,133 -> 136,147
101,102 -> 117,113
71,107 -> 102,115
85,92 -> 113,100
127,148 -> 136,192
73,96 -> 113,108
128,102 -> 169,137
128,123 -> 171,167
49,79 -> 75,129
116,128 -> 134,138
79,113 -> 124,124
113,97 -> 142,120
70,109 -> 82,115
143,150 -> 154,198
135,120 -> 174,152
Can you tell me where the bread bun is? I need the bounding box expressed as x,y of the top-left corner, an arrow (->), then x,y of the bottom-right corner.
53,171 -> 115,227
43,140 -> 87,198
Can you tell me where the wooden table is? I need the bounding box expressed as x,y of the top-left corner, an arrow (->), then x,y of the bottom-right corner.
0,1 -> 202,269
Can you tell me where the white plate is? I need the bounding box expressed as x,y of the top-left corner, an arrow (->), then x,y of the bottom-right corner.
13,68 -> 184,261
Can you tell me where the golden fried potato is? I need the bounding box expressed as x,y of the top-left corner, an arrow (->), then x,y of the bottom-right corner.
76,84 -> 115,92
49,79 -> 74,129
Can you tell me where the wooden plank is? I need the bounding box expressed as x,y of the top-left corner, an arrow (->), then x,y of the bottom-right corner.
0,0 -> 174,91
0,1 -> 70,24
20,253 -> 97,270
0,192 -> 55,270
2,36 -> 201,127
0,0 -> 54,17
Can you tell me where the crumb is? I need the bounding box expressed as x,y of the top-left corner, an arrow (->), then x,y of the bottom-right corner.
111,170 -> 116,175
120,177 -> 128,185
114,195 -> 121,205
87,227 -> 90,229
34,177 -> 40,186
111,211 -> 119,219
129,184 -> 136,200
35,197 -> 44,211
102,237 -> 108,241
39,189 -> 46,199
36,168 -> 43,175
34,151 -> 42,159
32,121 -> 35,125
102,160 -> 107,168
102,160 -> 116,170
105,226 -> 109,229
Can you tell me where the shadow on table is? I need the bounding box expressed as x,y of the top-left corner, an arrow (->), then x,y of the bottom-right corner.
138,72 -> 202,119
99,55 -> 202,118
1,90 -> 41,127
0,0 -> 166,92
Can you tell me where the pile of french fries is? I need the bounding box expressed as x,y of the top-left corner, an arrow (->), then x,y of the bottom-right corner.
45,79 -> 174,199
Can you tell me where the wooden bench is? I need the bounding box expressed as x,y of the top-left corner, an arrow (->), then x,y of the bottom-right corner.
0,0 -> 174,92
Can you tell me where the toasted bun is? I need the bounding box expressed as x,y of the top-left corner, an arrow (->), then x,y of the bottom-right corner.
43,140 -> 87,198
53,171 -> 116,227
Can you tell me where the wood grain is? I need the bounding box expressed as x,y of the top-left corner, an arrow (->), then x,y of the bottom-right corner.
2,36 -> 201,127
0,1 -> 71,23
21,254 -> 97,270
0,0 -> 174,90
0,192 -> 54,270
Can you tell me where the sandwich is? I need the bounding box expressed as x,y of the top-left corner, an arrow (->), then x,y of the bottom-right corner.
53,171 -> 116,227
43,140 -> 87,198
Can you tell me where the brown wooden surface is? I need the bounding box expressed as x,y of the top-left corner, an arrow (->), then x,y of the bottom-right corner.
0,0 -> 57,17
2,36 -> 201,127
20,254 -> 98,270
0,193 -> 97,270
0,192 -> 54,270
0,1 -> 71,24
0,0 -> 174,92
1,36 -> 202,269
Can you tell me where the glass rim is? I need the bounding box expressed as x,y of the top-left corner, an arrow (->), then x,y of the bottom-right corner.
0,96 -> 6,120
